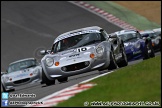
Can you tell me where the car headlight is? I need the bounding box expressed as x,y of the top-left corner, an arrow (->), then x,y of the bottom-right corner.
33,69 -> 39,74
96,46 -> 104,57
5,76 -> 9,82
135,42 -> 140,49
45,58 -> 54,67
155,39 -> 159,44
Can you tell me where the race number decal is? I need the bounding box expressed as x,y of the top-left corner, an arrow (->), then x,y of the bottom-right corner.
77,47 -> 87,52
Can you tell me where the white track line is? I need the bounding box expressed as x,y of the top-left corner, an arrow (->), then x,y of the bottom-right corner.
79,70 -> 114,84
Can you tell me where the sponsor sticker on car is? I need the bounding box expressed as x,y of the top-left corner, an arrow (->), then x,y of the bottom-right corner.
14,73 -> 28,78
133,50 -> 141,55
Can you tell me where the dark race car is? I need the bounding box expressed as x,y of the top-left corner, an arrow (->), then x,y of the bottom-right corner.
153,28 -> 161,37
114,30 -> 155,61
140,30 -> 161,52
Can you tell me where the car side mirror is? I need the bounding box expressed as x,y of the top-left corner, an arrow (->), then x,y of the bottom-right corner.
1,72 -> 7,75
46,50 -> 51,53
40,50 -> 46,55
109,34 -> 117,38
40,50 -> 51,55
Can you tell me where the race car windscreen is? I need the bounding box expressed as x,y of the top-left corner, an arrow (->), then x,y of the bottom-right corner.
154,31 -> 161,36
118,33 -> 139,42
7,60 -> 37,73
141,32 -> 158,39
52,32 -> 106,53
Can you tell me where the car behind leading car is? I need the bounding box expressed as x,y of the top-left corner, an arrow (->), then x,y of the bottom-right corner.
140,30 -> 161,52
113,30 -> 155,61
1,58 -> 42,92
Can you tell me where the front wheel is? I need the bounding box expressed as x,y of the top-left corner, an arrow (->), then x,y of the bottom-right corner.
42,69 -> 55,86
1,84 -> 15,92
148,42 -> 155,58
117,45 -> 128,67
2,83 -> 7,92
108,51 -> 118,70
143,44 -> 149,60
57,77 -> 68,83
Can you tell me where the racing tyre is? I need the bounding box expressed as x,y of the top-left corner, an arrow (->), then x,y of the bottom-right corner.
149,42 -> 155,58
42,69 -> 55,86
117,45 -> 128,67
9,89 -> 15,92
1,84 -> 14,92
143,44 -> 149,60
159,39 -> 161,52
2,84 -> 7,92
57,77 -> 68,83
108,51 -> 118,70
40,81 -> 44,84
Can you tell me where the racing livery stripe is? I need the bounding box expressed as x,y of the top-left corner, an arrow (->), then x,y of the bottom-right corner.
55,30 -> 100,43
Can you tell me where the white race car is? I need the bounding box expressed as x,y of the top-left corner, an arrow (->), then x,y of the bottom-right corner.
1,58 -> 42,92
40,26 -> 128,86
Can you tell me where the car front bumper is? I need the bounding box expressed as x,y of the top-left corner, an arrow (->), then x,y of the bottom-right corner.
42,53 -> 110,80
3,73 -> 41,90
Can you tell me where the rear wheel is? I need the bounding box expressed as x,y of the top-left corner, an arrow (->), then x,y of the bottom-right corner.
108,51 -> 118,70
42,69 -> 55,86
57,77 -> 68,83
117,45 -> 128,67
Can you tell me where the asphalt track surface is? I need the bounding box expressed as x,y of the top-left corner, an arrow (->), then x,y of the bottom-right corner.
1,1 -> 160,107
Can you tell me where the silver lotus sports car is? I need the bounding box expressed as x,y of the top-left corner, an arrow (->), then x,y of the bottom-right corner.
40,26 -> 128,86
1,58 -> 42,92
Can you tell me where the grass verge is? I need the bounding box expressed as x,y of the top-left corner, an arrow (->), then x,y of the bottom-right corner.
84,1 -> 160,30
57,55 -> 161,107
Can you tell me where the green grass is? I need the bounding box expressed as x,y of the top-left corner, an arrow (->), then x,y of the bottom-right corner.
57,55 -> 161,107
84,1 -> 160,30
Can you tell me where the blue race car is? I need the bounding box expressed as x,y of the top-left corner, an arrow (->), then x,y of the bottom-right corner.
114,30 -> 155,61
